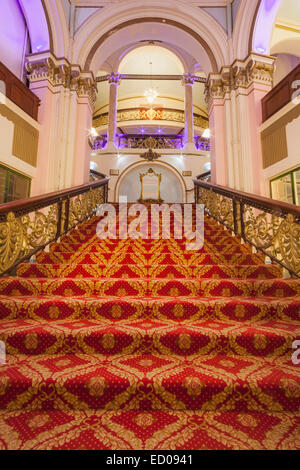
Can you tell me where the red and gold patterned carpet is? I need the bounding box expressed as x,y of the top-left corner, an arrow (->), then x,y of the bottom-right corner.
0,205 -> 299,450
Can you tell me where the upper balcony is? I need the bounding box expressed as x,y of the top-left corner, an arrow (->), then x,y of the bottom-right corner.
262,63 -> 300,122
0,61 -> 40,120
91,133 -> 210,152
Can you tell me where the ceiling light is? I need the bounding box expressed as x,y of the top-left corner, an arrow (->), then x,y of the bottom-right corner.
144,61 -> 158,105
144,88 -> 158,105
202,128 -> 210,139
90,127 -> 98,138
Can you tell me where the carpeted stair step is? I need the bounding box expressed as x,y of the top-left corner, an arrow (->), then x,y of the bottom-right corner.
0,318 -> 299,357
0,278 -> 298,297
0,296 -> 299,321
0,409 -> 299,450
48,244 -> 253,256
16,264 -> 282,279
37,252 -> 264,265
0,353 -> 299,412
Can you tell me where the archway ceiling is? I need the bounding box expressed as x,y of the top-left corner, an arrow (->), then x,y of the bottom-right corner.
271,0 -> 300,57
70,0 -> 237,36
88,22 -> 213,75
72,1 -> 228,73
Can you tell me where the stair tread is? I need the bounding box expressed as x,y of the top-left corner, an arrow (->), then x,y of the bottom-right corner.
1,352 -> 299,412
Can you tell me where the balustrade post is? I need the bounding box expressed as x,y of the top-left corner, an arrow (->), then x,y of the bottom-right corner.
64,197 -> 70,234
56,199 -> 63,240
240,202 -> 245,240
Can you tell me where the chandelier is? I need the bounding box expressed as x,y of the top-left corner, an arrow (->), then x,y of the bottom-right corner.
144,88 -> 158,105
144,61 -> 158,105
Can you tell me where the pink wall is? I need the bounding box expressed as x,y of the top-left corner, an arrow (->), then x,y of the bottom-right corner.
29,84 -> 54,196
209,101 -> 227,186
73,98 -> 93,186
247,83 -> 273,197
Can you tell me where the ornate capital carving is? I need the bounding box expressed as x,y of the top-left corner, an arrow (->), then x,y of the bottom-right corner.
182,73 -> 195,86
205,53 -> 275,106
26,52 -> 97,105
107,73 -> 121,85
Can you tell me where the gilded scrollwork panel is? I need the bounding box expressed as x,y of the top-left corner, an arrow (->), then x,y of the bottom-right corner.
196,185 -> 299,276
0,184 -> 107,275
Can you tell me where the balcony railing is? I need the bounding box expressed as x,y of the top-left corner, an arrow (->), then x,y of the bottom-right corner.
262,63 -> 300,122
0,61 -> 40,120
194,137 -> 210,151
91,134 -> 211,151
0,176 -> 109,275
118,134 -> 184,150
194,179 -> 300,277
91,135 -> 107,150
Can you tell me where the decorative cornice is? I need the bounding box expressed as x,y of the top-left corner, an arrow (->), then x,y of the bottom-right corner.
25,52 -> 97,105
205,53 -> 275,107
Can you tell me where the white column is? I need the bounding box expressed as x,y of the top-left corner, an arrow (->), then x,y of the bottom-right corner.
107,73 -> 121,149
182,73 -> 195,151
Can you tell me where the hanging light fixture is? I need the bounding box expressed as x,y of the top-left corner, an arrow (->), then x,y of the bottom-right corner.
202,128 -> 210,139
144,61 -> 158,105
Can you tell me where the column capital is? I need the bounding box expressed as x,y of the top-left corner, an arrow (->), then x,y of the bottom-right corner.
107,72 -> 121,85
182,73 -> 195,86
26,52 -> 97,105
205,53 -> 275,108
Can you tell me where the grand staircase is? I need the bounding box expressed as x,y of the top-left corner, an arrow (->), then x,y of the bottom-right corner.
0,203 -> 299,450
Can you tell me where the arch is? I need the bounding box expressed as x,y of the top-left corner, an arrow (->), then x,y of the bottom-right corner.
251,0 -> 282,55
114,160 -> 187,203
73,1 -> 227,74
232,0 -> 261,60
18,0 -> 52,52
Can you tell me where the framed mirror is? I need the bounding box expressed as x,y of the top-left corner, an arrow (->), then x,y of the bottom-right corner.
138,167 -> 163,203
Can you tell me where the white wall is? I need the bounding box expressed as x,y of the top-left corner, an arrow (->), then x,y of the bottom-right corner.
273,53 -> 300,86
0,95 -> 39,180
261,100 -> 300,194
119,163 -> 183,203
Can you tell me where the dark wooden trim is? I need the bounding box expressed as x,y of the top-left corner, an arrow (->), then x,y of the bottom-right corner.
262,63 -> 300,122
90,169 -> 107,179
196,171 -> 211,180
0,61 -> 40,120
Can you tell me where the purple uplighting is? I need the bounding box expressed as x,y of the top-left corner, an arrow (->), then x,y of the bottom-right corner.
253,0 -> 281,55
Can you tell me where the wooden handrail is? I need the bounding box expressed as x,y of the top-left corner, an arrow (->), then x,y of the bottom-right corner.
90,169 -> 107,179
262,63 -> 300,122
196,171 -> 211,180
0,177 -> 110,219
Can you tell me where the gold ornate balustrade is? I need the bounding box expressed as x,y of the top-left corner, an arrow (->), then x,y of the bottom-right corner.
0,177 -> 109,275
194,180 -> 300,277
93,108 -> 208,129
